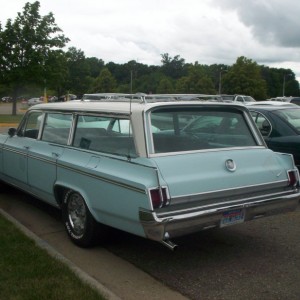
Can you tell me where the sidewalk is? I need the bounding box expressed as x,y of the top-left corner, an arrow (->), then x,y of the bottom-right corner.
0,193 -> 188,300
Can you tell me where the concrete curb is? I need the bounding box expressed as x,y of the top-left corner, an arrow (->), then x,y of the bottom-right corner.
0,208 -> 121,300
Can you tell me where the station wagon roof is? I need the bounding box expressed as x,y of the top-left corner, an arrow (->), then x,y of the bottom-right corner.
30,100 -> 248,115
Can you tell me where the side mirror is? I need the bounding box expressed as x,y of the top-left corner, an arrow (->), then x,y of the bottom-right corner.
8,128 -> 17,137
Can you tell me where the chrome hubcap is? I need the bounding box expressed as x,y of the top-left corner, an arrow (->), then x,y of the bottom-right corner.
68,193 -> 86,235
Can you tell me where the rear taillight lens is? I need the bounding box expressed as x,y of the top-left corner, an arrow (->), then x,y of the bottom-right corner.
288,170 -> 299,187
150,187 -> 169,209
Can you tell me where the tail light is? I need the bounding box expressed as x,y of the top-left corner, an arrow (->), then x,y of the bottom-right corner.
287,170 -> 299,187
150,187 -> 169,209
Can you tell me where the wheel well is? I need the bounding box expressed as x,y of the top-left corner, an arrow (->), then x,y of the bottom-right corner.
54,185 -> 70,207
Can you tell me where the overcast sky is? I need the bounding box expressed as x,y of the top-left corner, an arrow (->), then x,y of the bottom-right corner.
1,0 -> 300,81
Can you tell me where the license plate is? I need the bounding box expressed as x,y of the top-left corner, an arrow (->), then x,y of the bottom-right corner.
220,209 -> 245,227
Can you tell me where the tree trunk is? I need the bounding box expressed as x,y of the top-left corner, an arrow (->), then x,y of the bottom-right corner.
11,88 -> 19,116
12,99 -> 17,116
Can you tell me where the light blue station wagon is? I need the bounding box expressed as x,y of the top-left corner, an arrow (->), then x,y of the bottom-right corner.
0,96 -> 299,249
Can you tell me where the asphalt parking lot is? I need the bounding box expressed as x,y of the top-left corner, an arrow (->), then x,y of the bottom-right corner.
105,208 -> 300,300
0,101 -> 25,114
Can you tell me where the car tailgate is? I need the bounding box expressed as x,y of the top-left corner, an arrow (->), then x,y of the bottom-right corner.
151,148 -> 293,206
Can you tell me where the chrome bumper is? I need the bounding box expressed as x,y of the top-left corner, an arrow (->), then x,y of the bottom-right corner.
139,192 -> 300,243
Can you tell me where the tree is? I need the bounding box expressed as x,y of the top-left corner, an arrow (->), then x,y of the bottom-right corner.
65,47 -> 90,96
133,72 -> 164,94
89,68 -> 117,92
161,53 -> 187,79
222,56 -> 267,99
85,57 -> 105,78
182,63 -> 216,94
157,77 -> 174,93
175,76 -> 190,93
0,1 -> 69,114
45,50 -> 69,98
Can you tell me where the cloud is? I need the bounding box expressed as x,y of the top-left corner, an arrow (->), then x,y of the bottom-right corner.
213,0 -> 300,47
1,0 -> 300,80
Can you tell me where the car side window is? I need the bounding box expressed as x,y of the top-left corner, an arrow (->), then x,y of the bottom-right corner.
111,119 -> 132,134
18,111 -> 43,139
41,113 -> 72,145
250,111 -> 271,137
73,115 -> 136,157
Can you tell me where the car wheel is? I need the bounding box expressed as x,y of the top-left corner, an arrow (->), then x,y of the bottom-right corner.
62,190 -> 101,247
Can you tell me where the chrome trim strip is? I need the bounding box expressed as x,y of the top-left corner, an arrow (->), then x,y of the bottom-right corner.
170,179 -> 289,203
2,147 -> 26,156
158,189 -> 297,217
58,163 -> 146,194
159,193 -> 299,220
3,146 -> 57,165
148,146 -> 265,157
27,153 -> 56,165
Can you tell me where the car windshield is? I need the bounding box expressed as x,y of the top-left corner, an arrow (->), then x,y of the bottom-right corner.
149,107 -> 257,154
275,109 -> 300,132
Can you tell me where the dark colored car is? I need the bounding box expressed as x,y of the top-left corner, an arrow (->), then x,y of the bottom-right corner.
249,105 -> 300,169
287,97 -> 300,106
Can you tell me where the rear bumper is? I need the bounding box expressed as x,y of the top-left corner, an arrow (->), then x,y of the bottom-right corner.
139,192 -> 300,242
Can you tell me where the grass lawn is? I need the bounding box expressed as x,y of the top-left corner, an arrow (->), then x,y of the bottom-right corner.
0,214 -> 106,300
0,114 -> 23,123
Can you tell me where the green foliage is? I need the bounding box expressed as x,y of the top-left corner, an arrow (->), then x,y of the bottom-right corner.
261,66 -> 298,97
65,47 -> 90,96
222,57 -> 268,99
157,77 -> 174,93
89,68 -> 117,92
0,2 -> 299,102
85,57 -> 105,78
0,1 -> 69,113
46,50 -> 69,97
176,63 -> 216,94
161,53 -> 187,79
0,114 -> 24,123
175,76 -> 190,93
133,72 -> 165,94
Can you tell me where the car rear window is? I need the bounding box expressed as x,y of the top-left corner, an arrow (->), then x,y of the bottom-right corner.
149,107 -> 257,153
274,109 -> 300,133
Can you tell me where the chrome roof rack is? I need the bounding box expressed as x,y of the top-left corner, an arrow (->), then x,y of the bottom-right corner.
81,93 -> 225,104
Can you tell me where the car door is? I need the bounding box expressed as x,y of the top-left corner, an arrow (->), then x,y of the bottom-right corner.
250,109 -> 300,168
27,112 -> 72,205
2,111 -> 43,190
